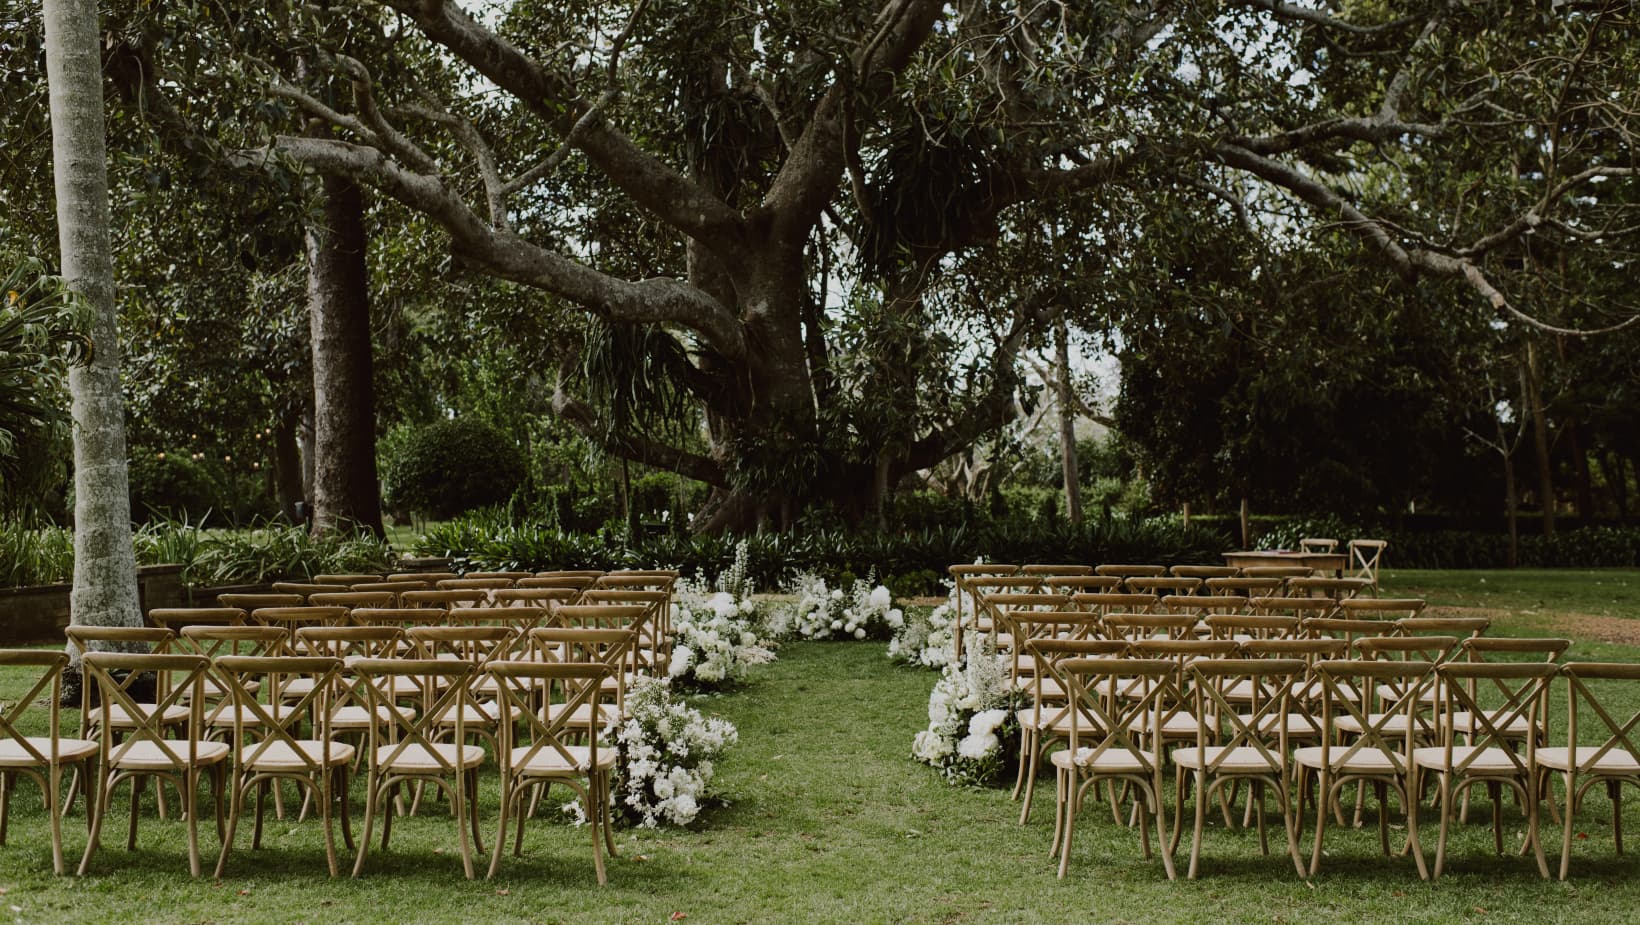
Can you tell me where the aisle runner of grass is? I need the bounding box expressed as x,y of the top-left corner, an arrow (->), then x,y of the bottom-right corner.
0,641 -> 1638,923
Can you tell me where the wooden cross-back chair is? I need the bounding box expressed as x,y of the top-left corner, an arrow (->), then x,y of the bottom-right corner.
1051,656 -> 1180,880
1539,661 -> 1640,880
349,580 -> 430,605
1300,537 -> 1339,554
1160,595 -> 1250,621
1249,596 -> 1339,622
493,587 -> 580,610
1174,657 -> 1311,879
407,626 -> 517,757
249,606 -> 350,648
269,582 -> 331,601
0,650 -> 97,875
436,577 -> 514,595
1339,598 -> 1426,622
1293,659 -> 1438,878
348,607 -> 451,635
295,626 -> 413,746
308,591 -> 396,611
177,624 -> 290,709
211,655 -> 354,878
975,592 -> 1070,655
64,626 -> 189,742
348,657 -> 485,878
530,628 -> 640,729
1051,576 -> 1122,596
1203,614 -> 1301,644
580,590 -> 670,676
947,564 -> 1023,658
402,589 -> 487,610
1348,539 -> 1388,595
447,606 -> 556,659
554,605 -> 651,693
485,659 -> 616,883
1414,660 -> 1560,880
76,652 -> 228,877
387,571 -> 458,585
953,575 -> 1040,661
1093,564 -> 1168,583
464,571 -> 532,582
1205,577 -> 1283,598
1015,638 -> 1128,825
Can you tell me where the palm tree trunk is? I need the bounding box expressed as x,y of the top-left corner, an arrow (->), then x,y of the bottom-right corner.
44,0 -> 142,637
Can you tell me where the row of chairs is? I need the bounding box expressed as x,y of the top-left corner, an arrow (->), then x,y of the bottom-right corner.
1013,631 -> 1633,882
5,613 -> 658,882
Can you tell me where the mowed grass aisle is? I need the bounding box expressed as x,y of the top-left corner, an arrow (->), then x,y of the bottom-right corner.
2,634 -> 1640,922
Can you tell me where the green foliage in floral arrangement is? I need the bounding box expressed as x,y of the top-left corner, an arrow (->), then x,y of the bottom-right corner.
605,677 -> 739,828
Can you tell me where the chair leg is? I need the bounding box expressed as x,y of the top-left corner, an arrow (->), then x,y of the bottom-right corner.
1018,735 -> 1044,825
1611,781 -> 1624,855
1375,781 -> 1390,856
454,772 -> 475,880
1057,778 -> 1078,879
185,770 -> 202,878
1187,772 -> 1206,880
1154,784 -> 1176,881
1559,771 -> 1576,880
468,769 -> 485,857
78,770 -> 113,876
337,766 -> 355,852
1405,780 -> 1429,881
590,785 -> 607,886
601,774 -> 618,857
127,775 -> 143,851
1281,778 -> 1306,877
1254,781 -> 1269,856
1527,780 -> 1549,879
0,770 -> 12,846
1433,775 -> 1451,879
252,779 -> 268,850
1490,781 -> 1505,854
1049,769 -> 1065,860
216,775 -> 246,879
1309,772 -> 1329,877
488,783 -> 512,879
47,767 -> 65,876
352,777 -> 381,878
1011,729 -> 1032,801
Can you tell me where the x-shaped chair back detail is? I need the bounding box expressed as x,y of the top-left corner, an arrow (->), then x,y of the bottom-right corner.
270,583 -> 330,600
947,567 -> 1025,661
1092,564 -> 1168,583
314,574 -> 385,586
1161,595 -> 1250,619
1301,616 -> 1400,648
213,655 -> 345,776
1204,615 -> 1300,643
149,608 -> 246,634
1071,592 -> 1158,616
402,589 -> 487,610
179,625 -> 290,661
0,650 -> 73,764
249,607 -> 349,639
348,607 -> 451,632
1313,659 -> 1438,777
1348,539 -> 1387,593
448,607 -> 553,657
1249,596 -> 1339,621
1171,566 -> 1239,580
517,576 -> 596,594
1126,577 -> 1202,598
308,591 -> 396,611
1435,661 -> 1556,779
579,591 -> 667,672
493,588 -> 580,610
1205,578 -> 1282,598
1288,577 -> 1372,601
1340,597 -> 1425,621
218,593 -> 303,611
81,652 -> 209,772
1186,657 -> 1307,788
1103,613 -> 1198,644
1023,638 -> 1129,730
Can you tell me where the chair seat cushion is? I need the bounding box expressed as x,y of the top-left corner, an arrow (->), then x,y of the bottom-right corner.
97,704 -> 190,728
1411,746 -> 1529,774
110,739 -> 230,770
373,742 -> 485,772
242,738 -> 356,770
1537,746 -> 1640,774
1292,745 -> 1402,774
508,744 -> 616,776
0,737 -> 98,766
330,704 -> 416,729
1449,710 -> 1536,738
1172,745 -> 1281,773
1050,747 -> 1151,773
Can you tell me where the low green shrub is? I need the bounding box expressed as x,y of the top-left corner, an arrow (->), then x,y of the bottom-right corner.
382,419 -> 526,520
0,525 -> 73,586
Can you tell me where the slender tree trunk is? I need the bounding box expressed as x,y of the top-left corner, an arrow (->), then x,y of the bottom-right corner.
1503,448 -> 1519,568
1567,420 -> 1595,523
1240,496 -> 1251,549
297,410 -> 315,506
306,173 -> 384,536
45,0 -> 142,639
1054,312 -> 1082,528
1523,343 -> 1555,537
1606,451 -> 1629,520
271,415 -> 304,522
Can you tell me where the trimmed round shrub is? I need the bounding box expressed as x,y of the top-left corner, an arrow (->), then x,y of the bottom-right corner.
382,419 -> 526,520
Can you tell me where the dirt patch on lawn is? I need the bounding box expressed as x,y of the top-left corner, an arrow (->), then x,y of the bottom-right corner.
1426,604 -> 1640,647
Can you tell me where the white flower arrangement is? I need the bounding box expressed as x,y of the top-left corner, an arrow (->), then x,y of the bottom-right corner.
781,572 -> 901,641
609,677 -> 739,828
912,643 -> 1021,787
669,584 -> 777,690
887,580 -> 957,668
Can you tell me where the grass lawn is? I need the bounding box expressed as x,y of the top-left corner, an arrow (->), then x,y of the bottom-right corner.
0,571 -> 1637,922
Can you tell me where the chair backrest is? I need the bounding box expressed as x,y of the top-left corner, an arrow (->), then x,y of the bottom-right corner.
313,573 -> 385,586
1170,565 -> 1239,580
1103,613 -> 1199,642
1287,577 -> 1372,600
1018,564 -> 1094,577
349,607 -> 451,630
1205,577 -> 1283,597
1051,575 -> 1123,595
1249,596 -> 1339,621
65,624 -> 175,657
1300,616 -> 1401,647
1125,577 -> 1201,597
402,589 -> 487,610
593,573 -> 674,592
1353,634 -> 1460,663
297,625 -> 406,661
1003,610 -> 1105,646
1071,592 -> 1158,615
0,650 -> 71,762
148,608 -> 246,633
1313,659 -> 1438,772
1188,658 -> 1309,771
464,571 -> 532,582
81,652 -> 210,766
387,571 -> 459,584
407,625 -> 517,667
1299,537 -> 1338,554
436,577 -> 514,592
534,570 -> 609,580
948,564 -> 1022,580
1460,636 -> 1572,663
249,606 -> 350,633
178,624 -> 290,660
214,655 -> 346,772
350,580 -> 430,602
516,576 -> 597,592
269,583 -> 331,600
1396,616 -> 1489,644
218,593 -> 304,611
308,591 -> 397,610
1436,660 -> 1560,777
487,660 -> 612,775
1204,614 -> 1301,642
1560,662 -> 1640,775
1339,598 -> 1425,621
1160,595 -> 1250,618
1093,564 -> 1168,579
349,658 -> 476,772
1022,638 -> 1129,735
1348,539 -> 1387,582
1057,657 -> 1180,770
493,588 -> 580,609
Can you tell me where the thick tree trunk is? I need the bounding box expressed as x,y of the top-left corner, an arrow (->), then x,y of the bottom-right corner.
45,0 -> 142,638
1054,312 -> 1083,528
306,173 -> 384,537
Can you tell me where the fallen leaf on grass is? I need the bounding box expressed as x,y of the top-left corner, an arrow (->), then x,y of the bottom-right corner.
632,855 -> 650,862
1577,832 -> 1590,840
495,889 -> 510,896
670,912 -> 688,921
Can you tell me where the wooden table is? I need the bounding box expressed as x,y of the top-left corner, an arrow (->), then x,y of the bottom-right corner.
1222,550 -> 1347,578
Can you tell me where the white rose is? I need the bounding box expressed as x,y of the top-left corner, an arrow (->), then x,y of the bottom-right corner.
830,619 -> 843,631
957,732 -> 999,760
969,709 -> 1009,736
831,589 -> 843,600
853,627 -> 866,639
887,608 -> 904,628
870,586 -> 891,609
